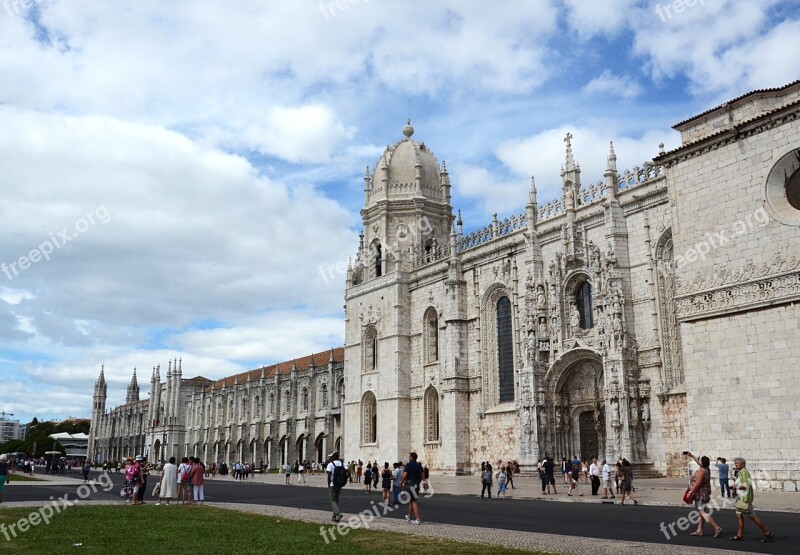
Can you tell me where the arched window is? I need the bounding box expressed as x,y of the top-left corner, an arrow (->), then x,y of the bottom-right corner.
321,384 -> 328,408
269,392 -> 274,415
241,397 -> 247,421
496,296 -> 515,403
364,327 -> 378,371
302,387 -> 309,411
576,282 -> 594,329
424,386 -> 439,442
361,391 -> 377,444
424,307 -> 438,364
374,243 -> 382,277
656,230 -> 684,389
254,396 -> 260,418
337,380 -> 344,407
284,389 -> 290,412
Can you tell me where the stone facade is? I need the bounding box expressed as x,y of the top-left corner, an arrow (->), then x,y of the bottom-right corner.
343,83 -> 800,489
88,349 -> 344,467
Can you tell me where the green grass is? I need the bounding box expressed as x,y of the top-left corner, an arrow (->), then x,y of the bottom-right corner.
2,475 -> 42,482
0,505 -> 546,554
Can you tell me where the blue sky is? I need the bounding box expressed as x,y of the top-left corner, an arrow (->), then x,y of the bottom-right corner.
0,0 -> 798,424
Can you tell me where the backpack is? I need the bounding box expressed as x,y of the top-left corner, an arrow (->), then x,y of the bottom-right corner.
180,464 -> 190,482
332,462 -> 349,488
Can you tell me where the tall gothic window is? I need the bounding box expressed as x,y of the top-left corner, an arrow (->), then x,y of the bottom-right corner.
284,389 -> 290,412
424,386 -> 439,442
302,387 -> 309,411
241,398 -> 247,421
361,391 -> 377,444
254,396 -> 260,418
576,282 -> 594,329
269,392 -> 274,415
374,243 -> 382,277
497,296 -> 515,403
364,327 -> 378,371
321,384 -> 328,408
424,307 -> 439,364
656,230 -> 684,389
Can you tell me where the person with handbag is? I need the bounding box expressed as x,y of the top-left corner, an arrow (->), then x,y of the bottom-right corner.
685,451 -> 723,538
730,457 -> 773,542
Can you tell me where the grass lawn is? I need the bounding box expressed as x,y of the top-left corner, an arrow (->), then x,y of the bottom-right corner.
0,505 -> 547,554
2,475 -> 42,482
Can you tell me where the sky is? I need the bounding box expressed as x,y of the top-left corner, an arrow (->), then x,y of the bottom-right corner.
0,0 -> 798,424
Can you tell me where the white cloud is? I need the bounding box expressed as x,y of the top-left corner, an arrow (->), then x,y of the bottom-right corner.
583,70 -> 642,99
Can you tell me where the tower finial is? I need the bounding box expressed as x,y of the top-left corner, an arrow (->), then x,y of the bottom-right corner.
606,140 -> 617,172
402,118 -> 414,138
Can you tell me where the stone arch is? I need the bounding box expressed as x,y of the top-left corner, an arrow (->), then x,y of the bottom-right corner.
314,433 -> 325,463
543,348 -> 605,460
480,282 -> 516,408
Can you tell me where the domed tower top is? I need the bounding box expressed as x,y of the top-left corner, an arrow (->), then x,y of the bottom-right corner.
363,119 -> 449,208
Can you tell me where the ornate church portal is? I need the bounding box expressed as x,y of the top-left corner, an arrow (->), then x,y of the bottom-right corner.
551,358 -> 604,462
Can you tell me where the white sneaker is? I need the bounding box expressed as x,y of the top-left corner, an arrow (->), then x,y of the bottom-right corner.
404,515 -> 410,522
411,520 -> 420,525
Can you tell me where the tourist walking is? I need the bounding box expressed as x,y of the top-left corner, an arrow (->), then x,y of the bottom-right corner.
326,451 -> 347,522
0,454 -> 10,503
177,457 -> 192,504
601,459 -> 615,499
157,456 -> 178,505
684,451 -> 721,537
356,460 -> 363,483
506,461 -> 515,490
82,460 -> 91,482
401,452 -> 423,524
137,456 -> 151,504
392,461 -> 404,506
190,457 -> 205,504
283,462 -> 291,484
297,461 -> 306,484
381,462 -> 392,505
730,457 -> 773,542
617,460 -> 638,506
496,465 -> 508,498
480,462 -> 493,499
363,463 -> 372,492
372,461 -> 380,490
589,459 -> 600,495
716,457 -> 731,498
568,458 -> 583,496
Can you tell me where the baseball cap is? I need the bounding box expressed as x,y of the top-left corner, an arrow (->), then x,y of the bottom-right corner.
135,455 -> 143,461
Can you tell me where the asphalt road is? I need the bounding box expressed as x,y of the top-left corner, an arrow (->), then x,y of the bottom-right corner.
6,473 -> 793,554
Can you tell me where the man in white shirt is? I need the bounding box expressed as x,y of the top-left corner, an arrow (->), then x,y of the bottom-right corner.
601,459 -> 615,499
297,462 -> 306,484
589,459 -> 600,495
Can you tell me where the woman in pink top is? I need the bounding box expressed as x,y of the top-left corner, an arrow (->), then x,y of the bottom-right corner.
189,457 -> 205,504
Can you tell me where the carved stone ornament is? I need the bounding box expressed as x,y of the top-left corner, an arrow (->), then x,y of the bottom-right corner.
359,304 -> 382,325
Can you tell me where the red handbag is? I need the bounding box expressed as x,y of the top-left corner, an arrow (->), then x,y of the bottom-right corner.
683,487 -> 694,504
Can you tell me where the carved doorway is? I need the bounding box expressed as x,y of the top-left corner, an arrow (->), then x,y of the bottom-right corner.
579,411 -> 598,461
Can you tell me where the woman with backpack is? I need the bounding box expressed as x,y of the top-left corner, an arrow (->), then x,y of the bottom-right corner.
177,457 -> 192,505
363,463 -> 372,492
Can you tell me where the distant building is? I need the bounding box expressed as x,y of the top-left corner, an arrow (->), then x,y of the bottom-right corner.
49,432 -> 89,458
0,417 -> 25,443
89,348 -> 344,467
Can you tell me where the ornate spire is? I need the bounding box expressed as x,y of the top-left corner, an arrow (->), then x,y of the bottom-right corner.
606,141 -> 617,173
528,176 -> 538,206
564,132 -> 576,171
